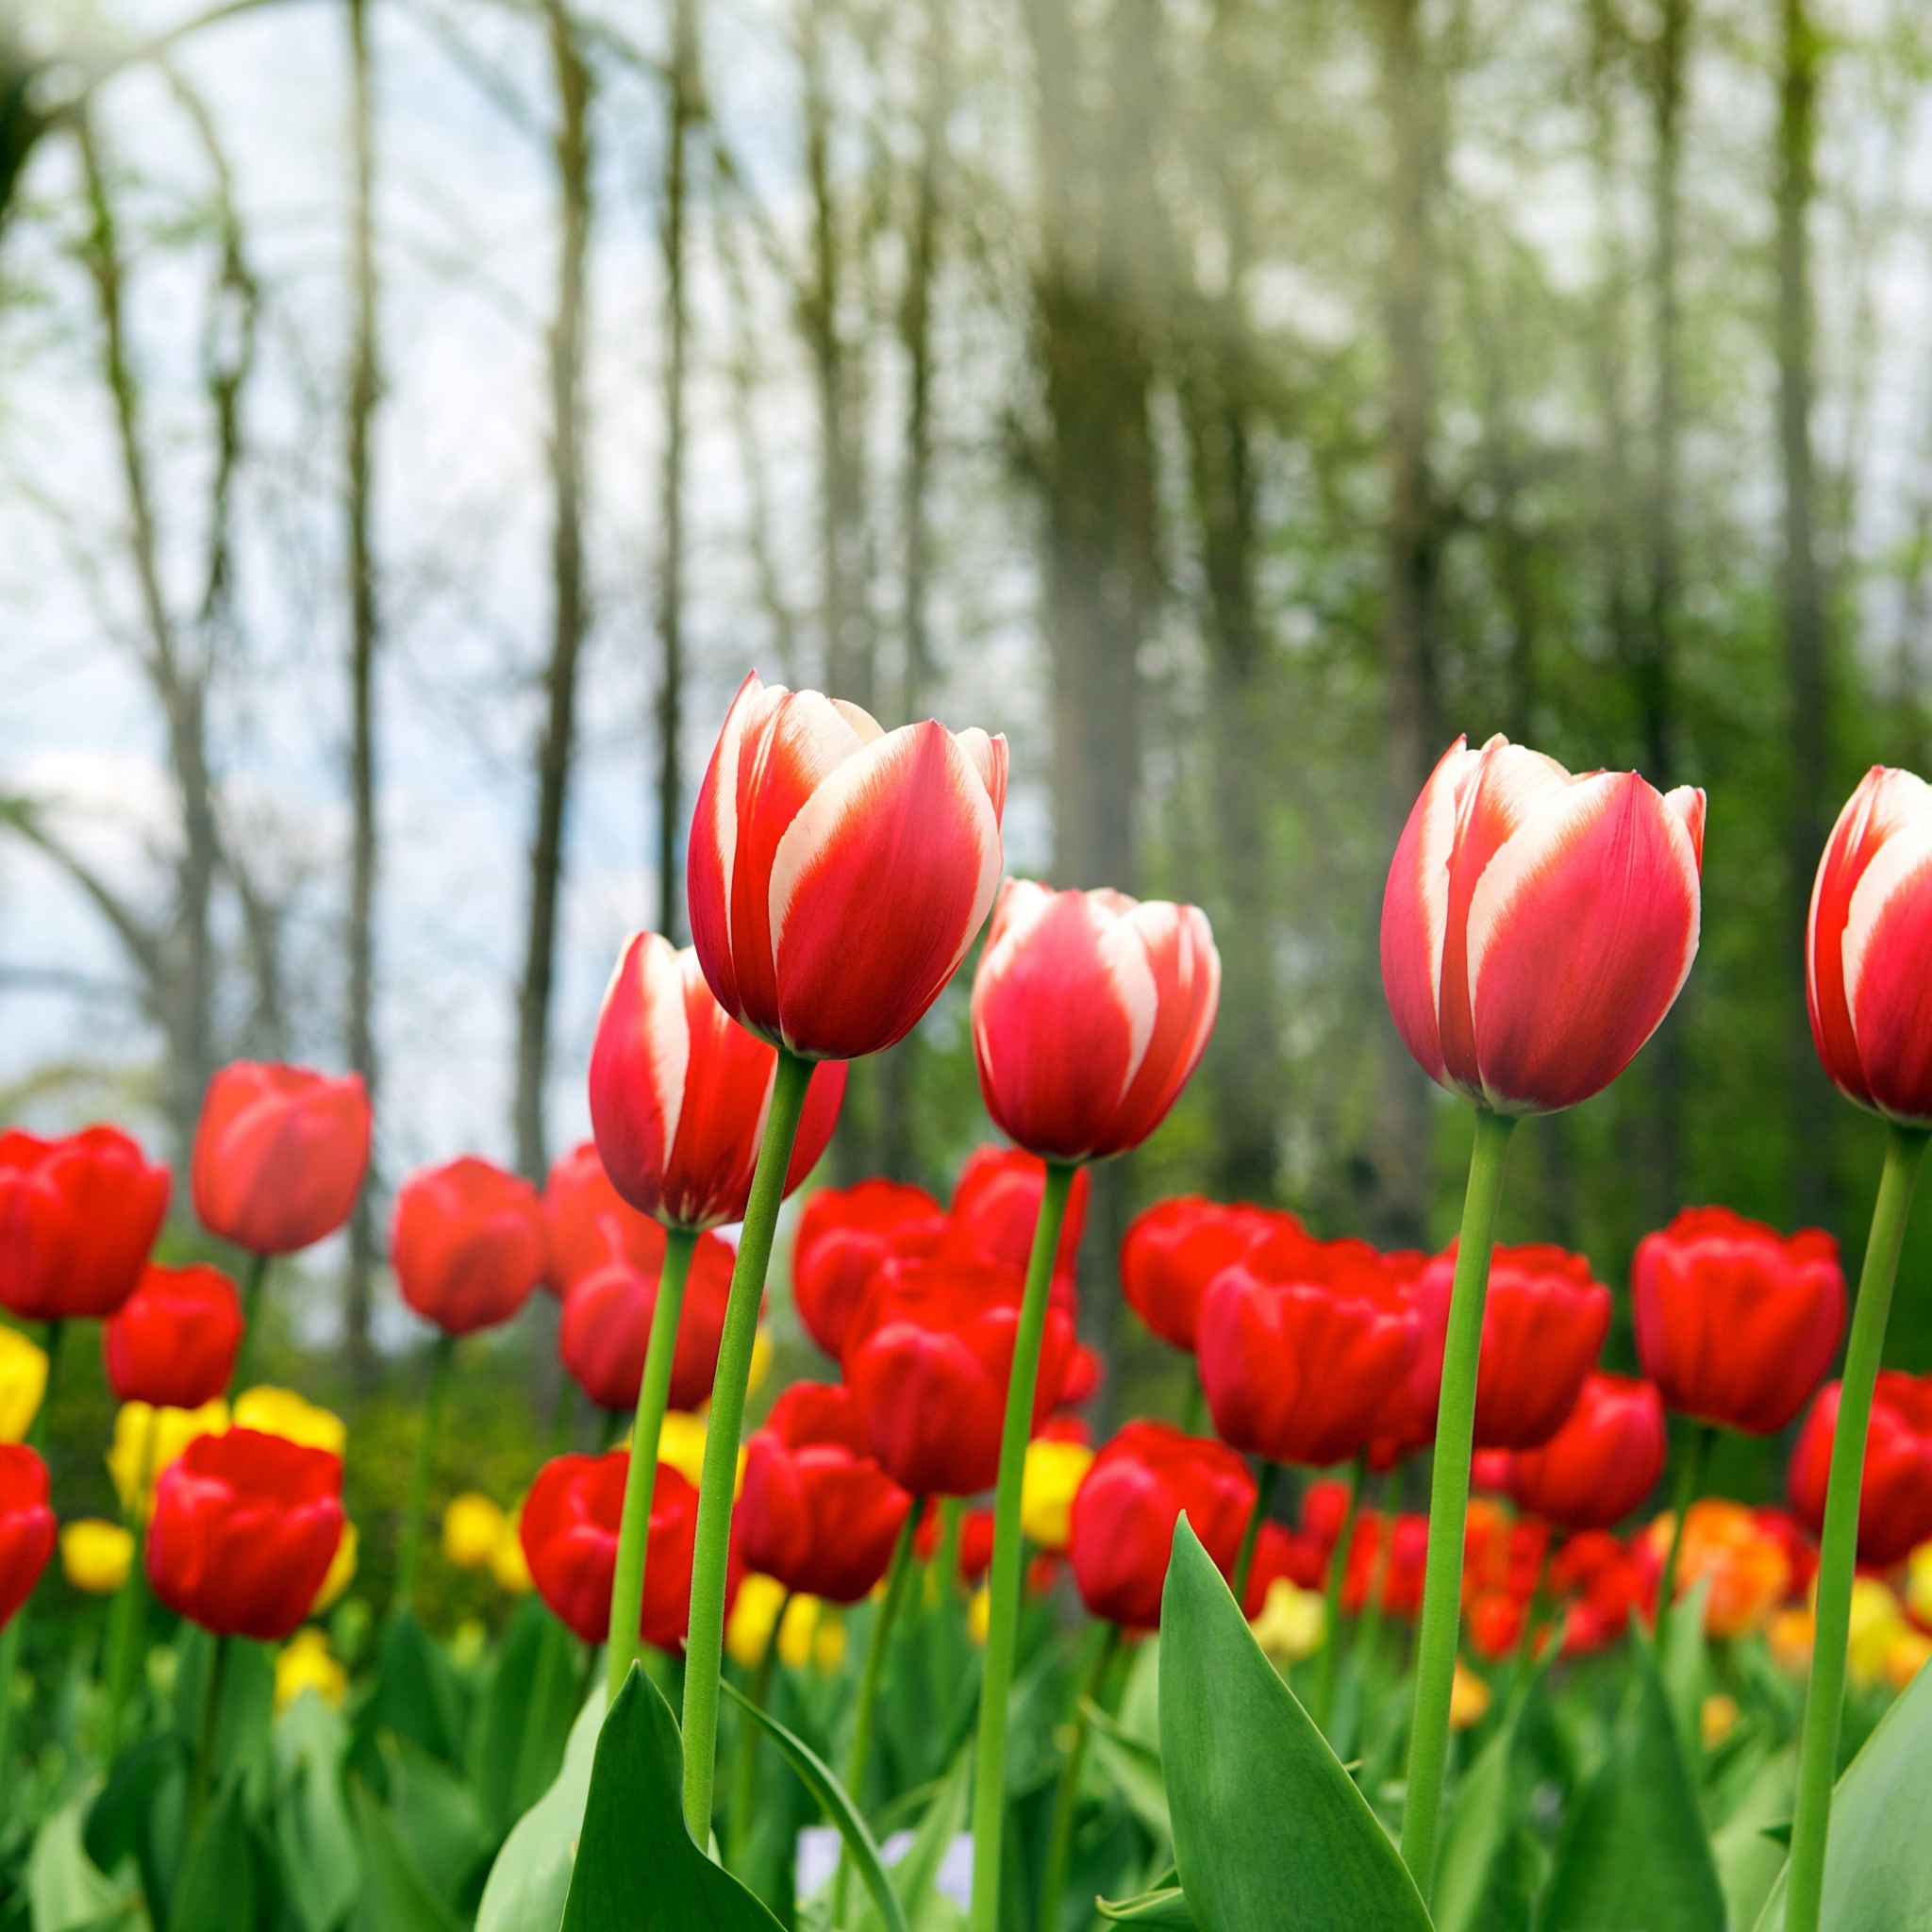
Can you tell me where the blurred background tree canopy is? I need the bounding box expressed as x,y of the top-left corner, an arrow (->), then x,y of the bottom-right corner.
3,0 -> 1931,1484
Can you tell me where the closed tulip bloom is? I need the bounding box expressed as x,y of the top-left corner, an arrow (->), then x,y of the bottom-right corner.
0,1444 -> 56,1628
1490,1374 -> 1666,1531
739,1383 -> 913,1604
191,1061 -> 371,1255
1789,1374 -> 1932,1569
0,1126 -> 170,1322
103,1263 -> 243,1411
842,1258 -> 1076,1496
971,881 -> 1221,1162
556,1226 -> 735,1412
791,1178 -> 948,1359
1198,1234 -> 1421,1467
688,675 -> 1008,1061
1632,1207 -> 1845,1435
943,1146 -> 1091,1279
146,1427 -> 343,1641
520,1451 -> 701,1649
1381,734 -> 1704,1115
1121,1196 -> 1293,1353
1068,1422 -> 1255,1630
391,1158 -> 547,1337
541,1141 -> 664,1295
589,933 -> 846,1230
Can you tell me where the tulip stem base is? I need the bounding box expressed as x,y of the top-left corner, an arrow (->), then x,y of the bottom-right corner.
1654,1422 -> 1714,1648
1399,1105 -> 1517,1899
1315,1452 -> 1368,1733
1785,1121 -> 1928,1932
233,1252 -> 272,1390
681,1047 -> 815,1847
394,1333 -> 456,1622
1231,1460 -> 1281,1607
1039,1622 -> 1121,1932
968,1157 -> 1077,1932
607,1224 -> 697,1705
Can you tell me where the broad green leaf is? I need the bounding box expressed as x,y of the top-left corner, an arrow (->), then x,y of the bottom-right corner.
1753,1643 -> 1932,1931
722,1676 -> 909,1932
378,1731 -> 496,1904
169,1776 -> 262,1932
85,1732 -> 187,1923
468,1596 -> 577,1833
558,1666 -> 782,1931
1096,1888 -> 1197,1926
855,1740 -> 972,1932
1661,1580 -> 1712,1763
355,1613 -> 467,1775
1117,1635 -> 1160,1749
1158,1517 -> 1432,1932
1711,1745 -> 1794,1932
348,1778 -> 463,1932
275,1690 -> 361,1932
26,1796 -> 142,1932
1433,1700 -> 1522,1932
1541,1636 -> 1725,1932
475,1686 -> 607,1932
1084,1699 -> 1172,1840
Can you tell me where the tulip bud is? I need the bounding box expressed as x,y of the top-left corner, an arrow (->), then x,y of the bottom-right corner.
557,1230 -> 735,1413
391,1158 -> 546,1338
1788,1373 -> 1932,1569
1486,1373 -> 1666,1531
103,1263 -> 244,1411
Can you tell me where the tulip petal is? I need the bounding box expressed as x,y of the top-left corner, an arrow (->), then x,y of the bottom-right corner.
1843,808 -> 1932,1126
1379,737 -> 1476,1089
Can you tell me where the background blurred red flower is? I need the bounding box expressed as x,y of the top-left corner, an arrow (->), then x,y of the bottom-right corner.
0,1445 -> 56,1629
791,1178 -> 948,1359
1788,1373 -> 1932,1568
541,1141 -> 665,1296
392,1157 -> 547,1337
1120,1196 -> 1287,1354
0,1125 -> 170,1323
103,1262 -> 243,1410
943,1146 -> 1091,1279
557,1228 -> 735,1412
1487,1373 -> 1667,1530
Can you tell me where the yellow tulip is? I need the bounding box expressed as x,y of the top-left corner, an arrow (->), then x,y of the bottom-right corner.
776,1594 -> 827,1671
1700,1694 -> 1740,1752
442,1493 -> 507,1571
1769,1607 -> 1814,1679
491,1513 -> 532,1594
1448,1659 -> 1490,1730
1846,1577 -> 1911,1689
968,1584 -> 991,1646
0,1326 -> 48,1444
1249,1576 -> 1325,1665
656,1410 -> 746,1497
233,1386 -> 346,1458
275,1628 -> 347,1711
1906,1540 -> 1932,1628
60,1520 -> 133,1595
749,1325 -> 774,1396
108,1400 -> 229,1516
311,1522 -> 358,1615
813,1614 -> 847,1674
727,1574 -> 787,1667
1021,1441 -> 1093,1553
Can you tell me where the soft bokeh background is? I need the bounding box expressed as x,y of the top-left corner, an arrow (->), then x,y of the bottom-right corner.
5,0 -> 1932,1605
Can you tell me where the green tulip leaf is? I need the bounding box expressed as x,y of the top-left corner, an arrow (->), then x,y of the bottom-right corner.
1434,1694 -> 1534,1932
378,1730 -> 496,1905
168,1776 -> 263,1932
348,1777 -> 463,1932
475,1685 -> 607,1932
1711,1745 -> 1794,1932
1096,1887 -> 1198,1927
354,1612 -> 467,1778
854,1740 -> 973,1932
1083,1698 -> 1172,1841
84,1732 -> 188,1924
275,1690 -> 361,1932
558,1665 -> 783,1931
468,1596 -> 578,1833
1541,1635 -> 1725,1931
1158,1516 -> 1432,1932
1752,1642 -> 1932,1931
722,1676 -> 910,1932
27,1796 -> 143,1932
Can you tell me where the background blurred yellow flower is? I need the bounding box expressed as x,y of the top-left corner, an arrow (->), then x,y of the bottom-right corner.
275,1629 -> 346,1710
0,1327 -> 48,1444
1700,1694 -> 1740,1751
1647,1501 -> 1790,1639
1769,1607 -> 1814,1677
1906,1540 -> 1932,1628
1449,1660 -> 1491,1729
60,1520 -> 133,1594
1249,1576 -> 1325,1664
658,1412 -> 707,1488
491,1511 -> 532,1594
727,1574 -> 788,1667
233,1386 -> 346,1458
748,1325 -> 773,1395
311,1523 -> 358,1614
1846,1577 -> 1911,1689
968,1584 -> 990,1646
108,1400 -> 229,1516
1884,1627 -> 1931,1692
442,1493 -> 507,1570
1021,1441 -> 1093,1552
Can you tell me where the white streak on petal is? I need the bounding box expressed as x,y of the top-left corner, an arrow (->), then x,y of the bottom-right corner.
641,937 -> 692,1158
1844,813 -> 1932,1044
1415,742 -> 1479,1034
1656,787 -> 1705,1011
1101,898 -> 1163,1096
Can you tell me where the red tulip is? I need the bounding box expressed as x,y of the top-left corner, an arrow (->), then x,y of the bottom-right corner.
589,933 -> 846,1229
0,1125 -> 170,1322
1550,1530 -> 1649,1654
1788,1373 -> 1932,1569
557,1229 -> 736,1411
958,1507 -> 995,1584
944,1146 -> 1091,1279
1241,1520 -> 1329,1612
391,1158 -> 547,1337
520,1450 -> 702,1649
1067,1423 -> 1254,1629
1807,767 -> 1932,1125
791,1179 -> 948,1359
1198,1234 -> 1421,1467
1058,1342 -> 1103,1407
191,1061 -> 371,1255
1755,1507 -> 1820,1602
103,1263 -> 243,1410
1407,1243 -> 1611,1452
541,1141 -> 663,1296
1486,1373 -> 1665,1531
842,1257 -> 1076,1496
739,1383 -> 913,1603
1632,1208 -> 1844,1435
971,882 -> 1220,1162
1121,1196 -> 1295,1354
688,674 -> 1008,1061
1364,1249 -> 1437,1466
1339,1509 -> 1431,1618
145,1427 -> 343,1641
1469,1591 -> 1528,1660
1381,734 -> 1704,1114
0,1445 -> 56,1629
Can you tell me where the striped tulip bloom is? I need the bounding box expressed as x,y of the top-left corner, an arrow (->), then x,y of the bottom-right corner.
688,675 -> 1008,1061
589,932 -> 846,1230
1381,735 -> 1704,1115
971,881 -> 1221,1162
1807,766 -> 1932,1125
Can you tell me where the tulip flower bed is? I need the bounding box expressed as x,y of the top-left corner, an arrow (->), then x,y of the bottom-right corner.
3,700 -> 1932,1932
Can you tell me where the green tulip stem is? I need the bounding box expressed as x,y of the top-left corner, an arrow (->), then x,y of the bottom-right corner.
102,1405 -> 162,1757
1231,1458 -> 1281,1607
1314,1451 -> 1368,1731
0,1322 -> 66,1799
1654,1420 -> 1715,1647
1786,1121 -> 1928,1932
1039,1621 -> 1122,1932
231,1253 -> 272,1391
681,1046 -> 814,1845
606,1225 -> 697,1706
1399,1104 -> 1517,1897
1182,1367 -> 1206,1436
393,1332 -> 456,1621
725,1606 -> 785,1875
967,1157 -> 1077,1932
188,1631 -> 229,1834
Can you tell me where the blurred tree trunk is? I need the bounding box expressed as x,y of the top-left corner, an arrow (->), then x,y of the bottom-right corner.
655,0 -> 699,944
344,0 -> 381,1376
1369,0 -> 1438,1247
1777,0 -> 1830,1215
513,0 -> 592,1183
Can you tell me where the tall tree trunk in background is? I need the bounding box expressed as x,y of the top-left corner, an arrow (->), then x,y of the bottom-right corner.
1777,0 -> 1830,1216
1371,0 -> 1437,1248
513,0 -> 592,1183
656,0 -> 698,944
344,0 -> 381,1376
